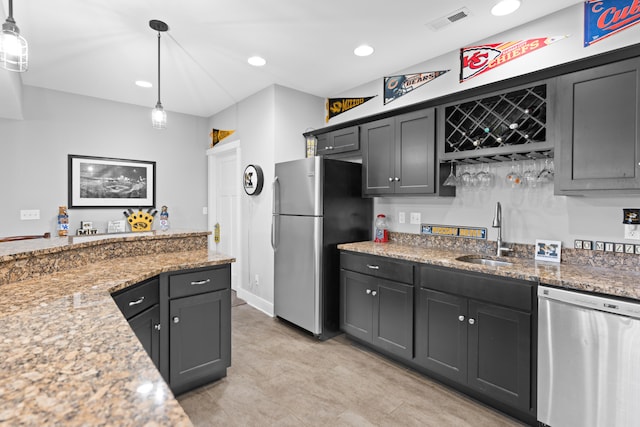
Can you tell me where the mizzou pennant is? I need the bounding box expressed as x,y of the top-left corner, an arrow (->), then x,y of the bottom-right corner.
460,36 -> 568,82
585,0 -> 640,46
325,96 -> 376,122
384,70 -> 449,105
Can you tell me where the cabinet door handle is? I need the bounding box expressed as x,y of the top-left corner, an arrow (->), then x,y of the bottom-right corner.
128,296 -> 145,306
154,324 -> 161,331
468,318 -> 475,325
328,146 -> 334,150
388,177 -> 393,182
190,278 -> 211,286
394,177 -> 400,182
173,316 -> 180,324
366,264 -> 380,270
458,315 -> 465,322
371,291 -> 377,296
366,289 -> 372,295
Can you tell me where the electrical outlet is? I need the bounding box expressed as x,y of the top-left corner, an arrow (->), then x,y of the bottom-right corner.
398,212 -> 406,224
20,209 -> 40,220
624,225 -> 640,240
410,212 -> 421,225
254,274 -> 259,287
202,207 -> 208,215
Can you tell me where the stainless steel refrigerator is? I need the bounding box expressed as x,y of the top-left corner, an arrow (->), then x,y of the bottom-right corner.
271,157 -> 372,339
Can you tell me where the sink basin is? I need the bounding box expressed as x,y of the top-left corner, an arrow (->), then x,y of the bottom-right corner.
456,255 -> 514,267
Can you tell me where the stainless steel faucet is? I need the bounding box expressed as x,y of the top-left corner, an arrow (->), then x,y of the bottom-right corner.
492,201 -> 511,257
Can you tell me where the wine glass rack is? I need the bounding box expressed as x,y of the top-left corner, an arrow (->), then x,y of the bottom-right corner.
440,83 -> 553,163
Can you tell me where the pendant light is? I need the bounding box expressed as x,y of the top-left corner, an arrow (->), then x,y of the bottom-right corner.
0,0 -> 28,72
150,20 -> 168,129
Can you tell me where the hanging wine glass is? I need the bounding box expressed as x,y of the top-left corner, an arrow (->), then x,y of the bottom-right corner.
443,163 -> 458,187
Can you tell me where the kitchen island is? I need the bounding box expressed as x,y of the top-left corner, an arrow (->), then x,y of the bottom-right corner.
0,230 -> 234,426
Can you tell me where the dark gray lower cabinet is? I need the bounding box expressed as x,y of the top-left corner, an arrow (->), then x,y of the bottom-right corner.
113,263 -> 232,396
128,304 -> 161,368
161,264 -> 232,395
168,288 -> 231,395
416,265 -> 535,422
340,252 -> 414,360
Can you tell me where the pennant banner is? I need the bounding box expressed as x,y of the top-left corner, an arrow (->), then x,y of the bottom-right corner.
384,70 -> 449,105
460,36 -> 568,82
326,96 -> 376,123
209,128 -> 235,148
584,0 -> 640,47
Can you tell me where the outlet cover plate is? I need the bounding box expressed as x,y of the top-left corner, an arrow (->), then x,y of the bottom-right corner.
20,209 -> 40,220
410,212 -> 421,225
624,225 -> 640,240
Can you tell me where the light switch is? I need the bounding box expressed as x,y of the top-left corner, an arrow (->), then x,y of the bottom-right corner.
398,212 -> 406,224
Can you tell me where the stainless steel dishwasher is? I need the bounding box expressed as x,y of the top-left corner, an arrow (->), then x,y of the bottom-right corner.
538,285 -> 640,427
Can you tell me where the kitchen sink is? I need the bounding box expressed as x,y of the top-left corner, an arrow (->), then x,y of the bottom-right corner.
456,255 -> 514,267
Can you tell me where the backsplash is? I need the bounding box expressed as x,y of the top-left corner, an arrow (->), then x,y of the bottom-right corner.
389,232 -> 640,272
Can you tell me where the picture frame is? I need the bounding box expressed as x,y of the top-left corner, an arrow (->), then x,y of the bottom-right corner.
68,155 -> 156,208
535,239 -> 562,263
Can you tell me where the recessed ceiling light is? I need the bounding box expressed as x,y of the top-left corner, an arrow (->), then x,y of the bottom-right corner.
248,56 -> 266,67
491,0 -> 522,16
135,80 -> 152,88
354,45 -> 374,57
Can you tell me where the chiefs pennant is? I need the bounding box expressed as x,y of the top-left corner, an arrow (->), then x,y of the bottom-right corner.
460,36 -> 568,82
326,96 -> 376,123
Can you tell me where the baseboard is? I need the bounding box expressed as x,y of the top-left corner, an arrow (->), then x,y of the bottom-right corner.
236,287 -> 274,317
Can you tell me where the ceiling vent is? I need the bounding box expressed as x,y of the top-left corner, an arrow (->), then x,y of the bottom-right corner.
427,7 -> 471,31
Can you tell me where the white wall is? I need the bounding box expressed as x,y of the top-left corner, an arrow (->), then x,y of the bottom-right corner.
208,85 -> 324,313
324,4 -> 640,249
0,86 -> 210,237
328,4 -> 640,124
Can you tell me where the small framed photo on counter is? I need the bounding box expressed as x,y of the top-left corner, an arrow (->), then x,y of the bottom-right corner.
535,239 -> 562,263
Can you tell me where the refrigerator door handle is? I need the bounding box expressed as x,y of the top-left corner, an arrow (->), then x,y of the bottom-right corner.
272,176 -> 280,215
271,214 -> 279,251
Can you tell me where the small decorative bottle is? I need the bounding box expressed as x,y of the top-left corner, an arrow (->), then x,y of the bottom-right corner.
159,205 -> 169,231
57,206 -> 69,237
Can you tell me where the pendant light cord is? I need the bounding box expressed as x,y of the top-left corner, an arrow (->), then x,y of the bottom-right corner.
7,0 -> 15,23
157,32 -> 161,105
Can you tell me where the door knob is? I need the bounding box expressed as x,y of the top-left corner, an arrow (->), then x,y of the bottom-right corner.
172,316 -> 180,324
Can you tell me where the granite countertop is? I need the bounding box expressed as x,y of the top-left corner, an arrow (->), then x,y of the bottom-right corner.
0,246 -> 235,426
339,241 -> 640,301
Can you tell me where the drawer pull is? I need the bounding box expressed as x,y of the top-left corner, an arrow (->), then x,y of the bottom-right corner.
190,279 -> 211,286
154,324 -> 161,331
468,318 -> 476,325
371,290 -> 377,296
128,296 -> 145,306
458,315 -> 465,322
366,264 -> 380,270
366,289 -> 372,295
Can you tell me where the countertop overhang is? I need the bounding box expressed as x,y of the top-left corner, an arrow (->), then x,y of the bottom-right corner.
339,241 -> 640,301
0,231 -> 234,426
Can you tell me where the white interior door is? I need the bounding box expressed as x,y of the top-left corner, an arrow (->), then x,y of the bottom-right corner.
208,141 -> 241,291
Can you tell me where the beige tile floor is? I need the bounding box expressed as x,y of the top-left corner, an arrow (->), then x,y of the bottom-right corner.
178,303 -> 525,427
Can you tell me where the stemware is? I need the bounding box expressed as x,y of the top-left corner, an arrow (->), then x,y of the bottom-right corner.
443,163 -> 458,186
522,160 -> 538,188
537,158 -> 554,184
505,160 -> 522,188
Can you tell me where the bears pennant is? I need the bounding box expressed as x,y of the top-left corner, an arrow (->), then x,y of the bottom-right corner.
384,71 -> 449,105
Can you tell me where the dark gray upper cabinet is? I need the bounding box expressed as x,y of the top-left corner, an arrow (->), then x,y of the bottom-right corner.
556,57 -> 640,193
362,109 -> 438,196
316,125 -> 360,157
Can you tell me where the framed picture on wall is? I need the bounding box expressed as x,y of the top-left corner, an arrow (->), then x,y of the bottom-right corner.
68,155 -> 156,208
